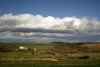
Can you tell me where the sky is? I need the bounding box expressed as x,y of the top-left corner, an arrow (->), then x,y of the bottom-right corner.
0,0 -> 100,43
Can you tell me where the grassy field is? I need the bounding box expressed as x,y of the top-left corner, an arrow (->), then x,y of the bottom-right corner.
0,43 -> 100,67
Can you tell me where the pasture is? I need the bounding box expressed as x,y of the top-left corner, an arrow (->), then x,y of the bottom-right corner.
0,42 -> 100,67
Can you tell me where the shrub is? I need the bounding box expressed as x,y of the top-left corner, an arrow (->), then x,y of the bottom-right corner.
0,44 -> 17,52
79,56 -> 90,59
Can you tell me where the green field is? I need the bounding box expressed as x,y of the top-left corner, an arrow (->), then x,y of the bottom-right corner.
0,43 -> 100,67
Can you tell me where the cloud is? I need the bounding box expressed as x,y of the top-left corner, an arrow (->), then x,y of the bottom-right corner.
0,13 -> 80,30
0,13 -> 100,42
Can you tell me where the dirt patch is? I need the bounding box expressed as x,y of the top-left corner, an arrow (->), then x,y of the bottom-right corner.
27,58 -> 59,61
66,54 -> 83,57
84,44 -> 100,48
42,58 -> 58,61
0,58 -> 58,62
0,58 -> 15,62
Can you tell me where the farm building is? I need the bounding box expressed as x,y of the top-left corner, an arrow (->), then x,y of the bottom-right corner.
19,46 -> 28,50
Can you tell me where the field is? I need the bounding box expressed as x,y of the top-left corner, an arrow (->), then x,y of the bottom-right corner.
0,42 -> 100,67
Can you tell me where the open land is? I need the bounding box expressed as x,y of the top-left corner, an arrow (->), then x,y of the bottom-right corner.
0,42 -> 100,67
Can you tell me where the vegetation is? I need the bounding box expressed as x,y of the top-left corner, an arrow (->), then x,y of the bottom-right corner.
0,42 -> 100,67
0,43 -> 18,52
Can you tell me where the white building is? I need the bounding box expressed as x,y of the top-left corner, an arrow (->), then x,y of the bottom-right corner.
19,46 -> 28,50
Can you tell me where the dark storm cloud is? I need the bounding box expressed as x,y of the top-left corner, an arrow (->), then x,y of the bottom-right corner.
10,28 -> 77,34
1,28 -> 100,36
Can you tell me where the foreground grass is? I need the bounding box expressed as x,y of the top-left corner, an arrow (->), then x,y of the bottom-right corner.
0,52 -> 100,67
0,59 -> 100,67
0,43 -> 100,67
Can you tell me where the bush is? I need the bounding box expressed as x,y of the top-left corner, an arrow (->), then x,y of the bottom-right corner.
79,56 -> 90,59
0,44 -> 18,52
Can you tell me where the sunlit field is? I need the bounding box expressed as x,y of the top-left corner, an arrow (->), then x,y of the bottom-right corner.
0,42 -> 100,67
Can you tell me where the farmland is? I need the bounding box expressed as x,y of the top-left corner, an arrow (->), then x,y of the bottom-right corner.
0,42 -> 100,67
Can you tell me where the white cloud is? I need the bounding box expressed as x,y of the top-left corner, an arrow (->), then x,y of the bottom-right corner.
0,13 -> 82,30
0,13 -> 100,42
0,13 -> 100,32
